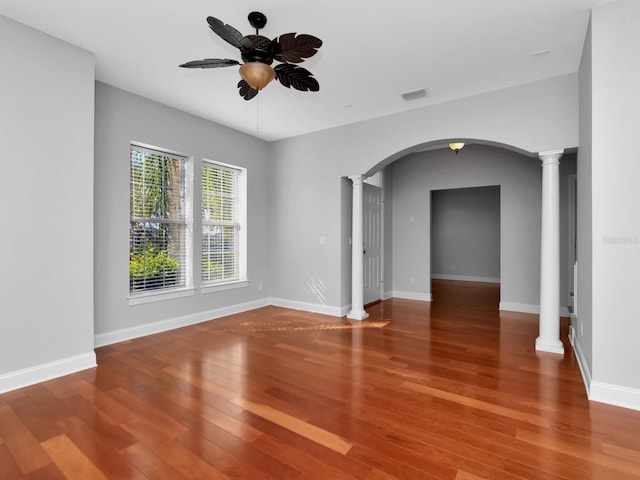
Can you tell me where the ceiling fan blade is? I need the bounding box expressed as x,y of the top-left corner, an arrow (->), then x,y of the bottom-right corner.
207,16 -> 245,49
179,58 -> 240,68
237,79 -> 259,101
274,64 -> 319,92
273,33 -> 322,64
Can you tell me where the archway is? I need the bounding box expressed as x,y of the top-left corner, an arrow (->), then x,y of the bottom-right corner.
347,140 -> 567,354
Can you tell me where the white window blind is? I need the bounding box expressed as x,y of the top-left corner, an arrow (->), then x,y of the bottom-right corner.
130,145 -> 187,293
202,162 -> 242,284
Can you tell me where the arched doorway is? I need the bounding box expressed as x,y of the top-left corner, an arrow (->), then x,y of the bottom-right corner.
348,141 -> 573,354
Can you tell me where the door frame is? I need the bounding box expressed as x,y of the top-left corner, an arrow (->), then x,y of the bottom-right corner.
363,176 -> 384,305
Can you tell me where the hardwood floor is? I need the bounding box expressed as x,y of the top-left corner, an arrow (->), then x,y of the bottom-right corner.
2,279 -> 640,479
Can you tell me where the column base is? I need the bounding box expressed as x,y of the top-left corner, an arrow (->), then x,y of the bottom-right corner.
347,310 -> 369,321
535,337 -> 564,355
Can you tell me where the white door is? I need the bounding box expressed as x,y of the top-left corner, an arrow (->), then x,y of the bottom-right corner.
363,183 -> 382,305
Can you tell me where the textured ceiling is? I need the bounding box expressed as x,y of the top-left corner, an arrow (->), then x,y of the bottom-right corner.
0,0 -> 613,141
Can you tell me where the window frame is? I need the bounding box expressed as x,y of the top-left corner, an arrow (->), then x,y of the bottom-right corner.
128,142 -> 193,304
200,159 -> 247,293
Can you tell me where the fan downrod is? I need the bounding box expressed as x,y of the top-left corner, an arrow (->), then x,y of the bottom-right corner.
248,11 -> 267,31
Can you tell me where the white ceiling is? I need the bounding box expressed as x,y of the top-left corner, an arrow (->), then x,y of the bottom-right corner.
0,0 -> 612,142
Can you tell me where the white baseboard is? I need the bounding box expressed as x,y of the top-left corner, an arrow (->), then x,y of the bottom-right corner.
499,302 -> 539,314
431,274 -> 500,283
499,302 -> 570,317
392,291 -> 433,302
383,291 -> 393,301
590,382 -> 640,412
269,297 -> 344,317
94,298 -> 270,347
0,352 -> 96,394
572,334 -> 640,411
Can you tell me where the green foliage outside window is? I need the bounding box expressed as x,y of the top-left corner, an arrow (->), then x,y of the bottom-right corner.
129,244 -> 179,291
130,147 -> 185,293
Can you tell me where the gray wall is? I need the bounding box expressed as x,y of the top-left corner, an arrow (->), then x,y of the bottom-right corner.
94,83 -> 271,340
389,146 -> 540,307
386,145 -> 575,311
0,16 -> 95,388
560,155 -> 577,310
431,186 -> 501,282
270,75 -> 579,312
340,177 -> 353,310
586,0 -> 640,401
577,13 -> 594,382
383,171 -> 395,299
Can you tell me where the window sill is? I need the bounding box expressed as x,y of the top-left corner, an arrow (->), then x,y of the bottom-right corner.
128,287 -> 195,306
200,280 -> 248,295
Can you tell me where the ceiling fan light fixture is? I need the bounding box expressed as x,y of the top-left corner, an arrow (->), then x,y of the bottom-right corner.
239,62 -> 276,91
449,142 -> 465,154
180,13 -> 322,100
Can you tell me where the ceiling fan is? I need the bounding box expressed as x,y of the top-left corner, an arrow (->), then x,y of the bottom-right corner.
180,12 -> 322,101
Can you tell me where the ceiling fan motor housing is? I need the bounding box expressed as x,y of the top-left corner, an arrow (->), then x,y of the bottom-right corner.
241,35 -> 274,65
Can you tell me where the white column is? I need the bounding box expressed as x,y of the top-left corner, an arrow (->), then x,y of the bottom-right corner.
348,175 -> 369,320
536,149 -> 564,354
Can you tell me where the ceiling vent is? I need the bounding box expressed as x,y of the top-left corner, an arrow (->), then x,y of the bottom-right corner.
401,88 -> 429,101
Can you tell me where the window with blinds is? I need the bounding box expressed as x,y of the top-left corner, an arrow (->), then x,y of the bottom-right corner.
129,145 -> 187,294
202,161 -> 242,284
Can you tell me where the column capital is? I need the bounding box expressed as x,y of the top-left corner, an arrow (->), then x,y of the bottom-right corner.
538,149 -> 564,165
349,175 -> 366,185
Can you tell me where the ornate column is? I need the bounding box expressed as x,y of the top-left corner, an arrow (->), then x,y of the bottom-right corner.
536,149 -> 564,354
348,175 -> 369,320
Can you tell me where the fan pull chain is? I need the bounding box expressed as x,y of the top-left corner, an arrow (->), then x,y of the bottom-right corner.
256,94 -> 260,134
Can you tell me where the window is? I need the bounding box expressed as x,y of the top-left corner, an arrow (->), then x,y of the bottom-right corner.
129,145 -> 188,294
201,161 -> 246,285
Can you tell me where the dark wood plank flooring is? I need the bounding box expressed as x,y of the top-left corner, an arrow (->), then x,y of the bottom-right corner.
2,279 -> 639,479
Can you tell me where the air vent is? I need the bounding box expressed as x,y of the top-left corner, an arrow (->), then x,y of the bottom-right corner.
401,88 -> 429,101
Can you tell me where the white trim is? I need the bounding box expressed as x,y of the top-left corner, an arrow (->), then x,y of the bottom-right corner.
499,302 -> 570,316
392,291 -> 433,302
200,280 -> 248,295
347,311 -> 370,321
499,302 -> 539,314
571,335 -> 593,396
128,287 -> 195,306
95,298 -> 269,347
131,141 -> 188,159
270,297 -> 344,317
535,338 -> 564,355
382,290 -> 394,301
431,274 -> 500,283
590,382 -> 640,412
538,148 -> 565,158
572,334 -> 640,412
201,159 -> 247,286
568,325 -> 576,346
0,352 -> 96,394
